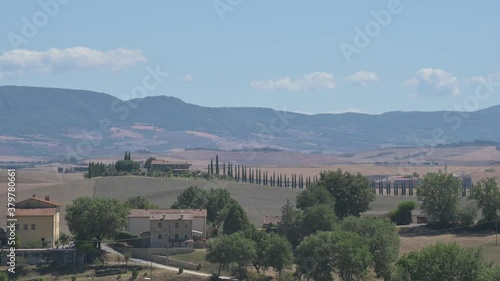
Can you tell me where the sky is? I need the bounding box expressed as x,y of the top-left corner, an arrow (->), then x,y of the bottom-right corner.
1,1 -> 500,114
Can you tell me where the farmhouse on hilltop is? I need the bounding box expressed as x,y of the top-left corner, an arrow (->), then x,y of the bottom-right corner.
14,195 -> 61,248
149,160 -> 192,174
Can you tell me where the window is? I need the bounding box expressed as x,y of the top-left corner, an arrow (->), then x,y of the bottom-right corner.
175,222 -> 179,228
158,222 -> 162,228
185,223 -> 188,228
23,224 -> 28,230
31,224 -> 36,230
175,234 -> 179,239
158,234 -> 162,239
168,224 -> 171,228
184,235 -> 188,239
15,224 -> 19,230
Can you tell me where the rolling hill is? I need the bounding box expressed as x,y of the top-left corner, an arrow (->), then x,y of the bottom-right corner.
1,85 -> 500,158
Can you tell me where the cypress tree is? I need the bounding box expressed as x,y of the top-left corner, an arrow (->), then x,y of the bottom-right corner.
215,155 -> 219,175
88,162 -> 92,179
223,162 -> 226,175
210,158 -> 214,175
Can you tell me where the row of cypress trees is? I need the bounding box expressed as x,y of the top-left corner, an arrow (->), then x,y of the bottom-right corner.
207,155 -> 318,189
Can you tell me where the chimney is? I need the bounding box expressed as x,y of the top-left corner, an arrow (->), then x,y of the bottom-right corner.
162,214 -> 166,220
180,214 -> 184,220
32,194 -> 36,198
45,195 -> 50,201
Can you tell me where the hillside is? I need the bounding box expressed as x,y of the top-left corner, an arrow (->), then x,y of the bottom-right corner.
2,85 -> 500,158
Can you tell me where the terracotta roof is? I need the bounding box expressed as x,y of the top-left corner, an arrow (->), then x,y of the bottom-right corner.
15,208 -> 57,216
151,160 -> 192,166
17,197 -> 62,207
150,213 -> 193,221
128,209 -> 207,218
262,216 -> 281,225
128,209 -> 152,218
152,209 -> 207,217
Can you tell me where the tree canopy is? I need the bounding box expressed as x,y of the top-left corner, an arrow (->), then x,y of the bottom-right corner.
65,197 -> 129,248
395,242 -> 492,281
222,202 -> 250,235
338,216 -> 400,279
296,184 -> 335,211
470,178 -> 500,224
296,230 -> 372,281
125,195 -> 159,209
316,169 -> 375,219
418,172 -> 462,227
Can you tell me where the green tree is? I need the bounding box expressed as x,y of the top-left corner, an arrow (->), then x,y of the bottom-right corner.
300,204 -> 337,237
144,157 -> 156,171
243,226 -> 270,273
58,232 -> 71,248
296,184 -> 335,211
65,197 -> 129,249
171,186 -> 208,209
339,217 -> 400,279
264,234 -> 293,276
395,242 -> 489,281
317,169 -> 375,219
296,231 -> 372,281
206,232 -> 256,279
388,200 -> 418,225
277,200 -> 303,247
206,188 -> 233,224
470,178 -> 500,223
115,160 -> 140,172
0,271 -> 8,281
223,202 -> 250,235
125,196 -> 159,209
216,155 -> 219,175
418,172 -> 462,227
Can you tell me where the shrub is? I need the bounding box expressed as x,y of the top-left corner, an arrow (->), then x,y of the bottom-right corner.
71,277 -> 77,281
114,231 -> 141,248
178,268 -> 183,274
389,201 -> 417,225
484,168 -> 496,173
131,269 -> 139,279
0,272 -> 8,281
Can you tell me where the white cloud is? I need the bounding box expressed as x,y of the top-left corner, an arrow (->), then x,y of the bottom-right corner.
0,47 -> 146,78
250,72 -> 336,91
402,68 -> 461,97
466,72 -> 500,84
345,71 -> 378,86
328,108 -> 367,114
183,73 -> 193,82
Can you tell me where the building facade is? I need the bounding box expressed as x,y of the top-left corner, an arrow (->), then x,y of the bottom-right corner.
149,213 -> 194,248
127,209 -> 207,240
15,195 -> 61,248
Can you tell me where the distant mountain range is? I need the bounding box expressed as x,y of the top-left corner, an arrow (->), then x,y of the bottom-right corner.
1,85 -> 499,159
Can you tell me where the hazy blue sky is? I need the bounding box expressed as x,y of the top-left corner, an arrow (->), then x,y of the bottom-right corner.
1,1 -> 500,114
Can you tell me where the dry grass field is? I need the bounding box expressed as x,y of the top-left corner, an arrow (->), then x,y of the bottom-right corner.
400,231 -> 500,265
